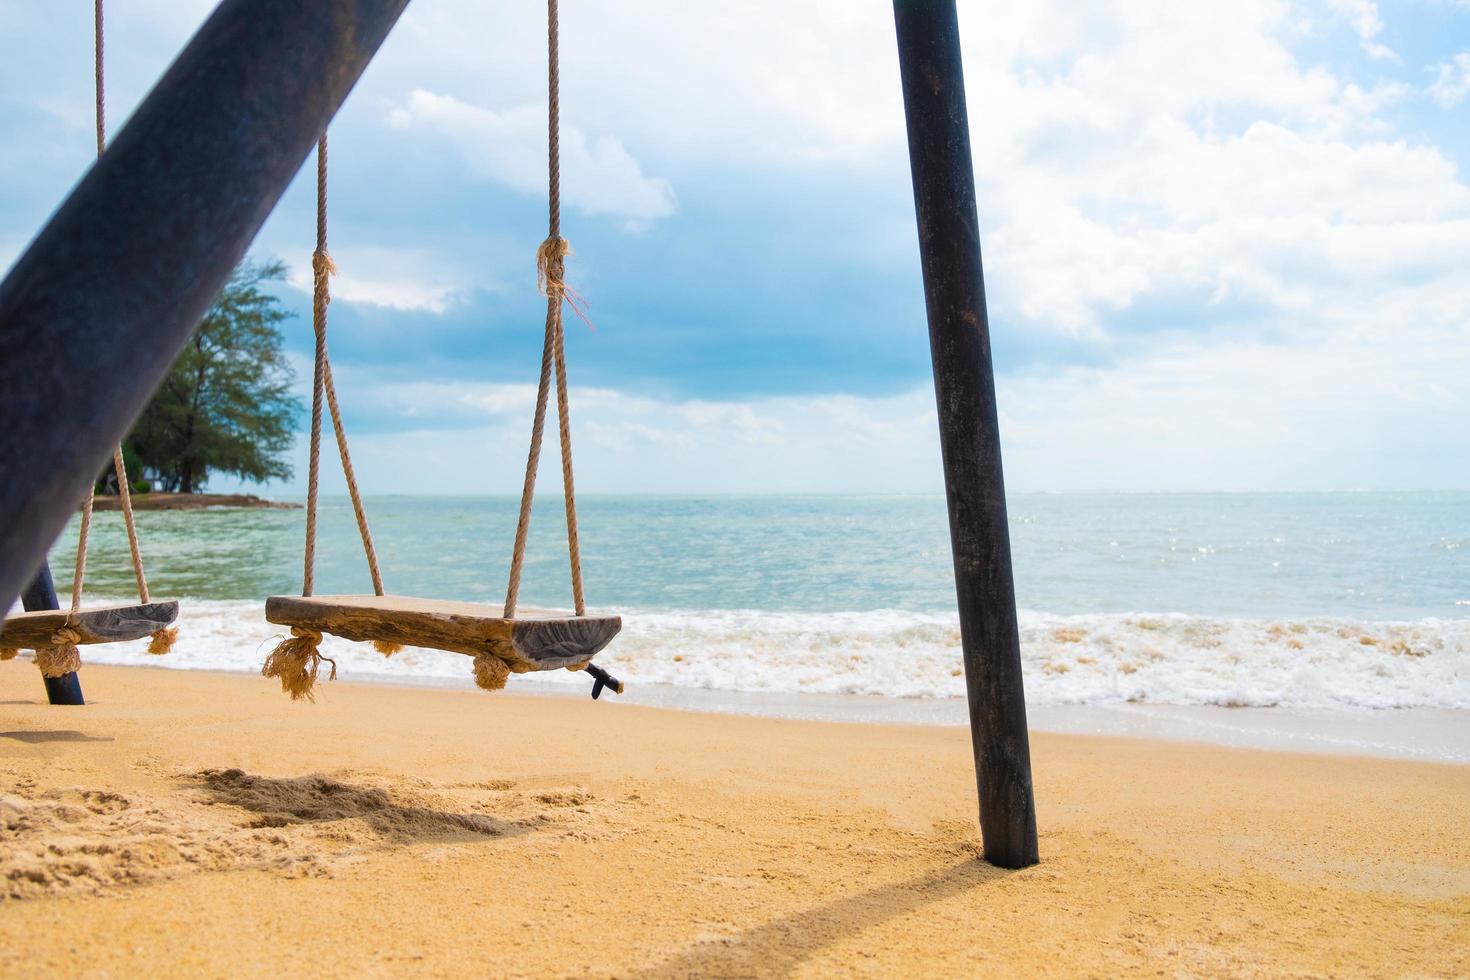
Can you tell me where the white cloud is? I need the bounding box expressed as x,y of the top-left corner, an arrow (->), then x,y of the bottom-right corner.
7,0 -> 1470,491
1428,52 -> 1470,107
988,121 -> 1470,331
1324,0 -> 1400,61
274,280 -> 1470,495
351,0 -> 1470,345
387,89 -> 676,229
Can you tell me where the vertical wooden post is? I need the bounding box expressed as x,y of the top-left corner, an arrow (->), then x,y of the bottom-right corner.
893,0 -> 1038,868
20,561 -> 85,706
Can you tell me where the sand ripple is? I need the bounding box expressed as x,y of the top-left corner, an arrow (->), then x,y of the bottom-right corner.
1,768 -> 622,901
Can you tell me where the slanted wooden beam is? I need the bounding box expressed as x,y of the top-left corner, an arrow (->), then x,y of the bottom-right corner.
0,0 -> 411,613
893,0 -> 1039,868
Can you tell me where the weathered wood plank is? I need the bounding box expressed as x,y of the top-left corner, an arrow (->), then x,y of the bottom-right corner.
1,601 -> 179,647
264,595 -> 621,671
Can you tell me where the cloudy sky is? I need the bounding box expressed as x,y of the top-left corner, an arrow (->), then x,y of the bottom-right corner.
2,0 -> 1467,493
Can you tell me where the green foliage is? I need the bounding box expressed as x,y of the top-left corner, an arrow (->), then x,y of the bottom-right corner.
129,260 -> 300,494
95,444 -> 145,495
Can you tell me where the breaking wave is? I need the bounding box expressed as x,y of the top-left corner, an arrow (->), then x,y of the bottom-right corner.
63,599 -> 1470,710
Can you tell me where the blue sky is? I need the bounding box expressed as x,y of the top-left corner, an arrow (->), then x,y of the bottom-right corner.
2,0 -> 1468,493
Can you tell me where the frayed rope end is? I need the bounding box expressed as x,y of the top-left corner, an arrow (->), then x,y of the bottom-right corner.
36,627 -> 82,678
535,235 -> 596,331
147,625 -> 178,655
473,653 -> 509,691
262,627 -> 334,702
372,639 -> 403,657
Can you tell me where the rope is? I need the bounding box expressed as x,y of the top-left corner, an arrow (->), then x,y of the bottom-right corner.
96,0 -> 150,607
505,0 -> 586,619
302,140 -> 330,597
70,492 -> 93,620
552,303 -> 585,616
300,136 -> 387,599
504,293 -> 556,618
62,0 -> 157,649
272,135 -> 395,689
113,453 -> 150,602
323,362 -> 385,594
94,0 -> 104,158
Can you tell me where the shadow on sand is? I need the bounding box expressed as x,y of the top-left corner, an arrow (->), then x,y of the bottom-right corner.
0,729 -> 113,743
630,858 -> 1013,978
191,768 -> 534,842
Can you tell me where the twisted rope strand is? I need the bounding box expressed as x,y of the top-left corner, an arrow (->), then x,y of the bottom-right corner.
548,0 -> 560,241
504,295 -> 557,619
504,0 -> 586,619
112,450 -> 150,602
70,491 -> 93,620
98,0 -> 151,608
551,304 -> 585,616
64,0 -> 156,649
94,0 -> 104,158
302,140 -> 330,597
323,359 -> 385,595
301,134 -> 388,600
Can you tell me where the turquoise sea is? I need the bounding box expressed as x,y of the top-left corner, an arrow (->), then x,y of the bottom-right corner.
25,492 -> 1470,711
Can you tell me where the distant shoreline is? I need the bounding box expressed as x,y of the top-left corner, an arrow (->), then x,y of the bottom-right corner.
89,492 -> 300,512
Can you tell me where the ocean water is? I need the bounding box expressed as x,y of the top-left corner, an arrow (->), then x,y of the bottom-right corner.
18,492 -> 1470,711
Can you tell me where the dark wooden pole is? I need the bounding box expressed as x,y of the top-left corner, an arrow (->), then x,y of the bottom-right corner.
0,0 -> 411,613
20,561 -> 84,706
893,0 -> 1038,868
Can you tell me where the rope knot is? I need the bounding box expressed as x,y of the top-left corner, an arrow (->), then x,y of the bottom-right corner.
36,628 -> 82,678
536,236 -> 571,297
312,249 -> 336,308
312,249 -> 337,281
533,236 -> 595,331
263,627 -> 333,701
473,652 -> 510,691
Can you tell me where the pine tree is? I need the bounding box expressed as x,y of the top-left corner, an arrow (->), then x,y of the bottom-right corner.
129,260 -> 299,493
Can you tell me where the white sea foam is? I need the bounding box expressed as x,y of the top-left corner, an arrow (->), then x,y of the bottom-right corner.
57,599 -> 1470,710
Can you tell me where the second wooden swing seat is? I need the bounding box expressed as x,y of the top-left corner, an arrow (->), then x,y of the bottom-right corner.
259,220 -> 621,693
263,24 -> 621,698
265,595 -> 619,673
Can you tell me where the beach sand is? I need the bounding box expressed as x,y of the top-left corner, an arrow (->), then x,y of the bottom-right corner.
1,665 -> 1465,977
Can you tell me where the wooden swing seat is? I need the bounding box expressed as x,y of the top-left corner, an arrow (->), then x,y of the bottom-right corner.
265,594 -> 621,672
0,601 -> 179,648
